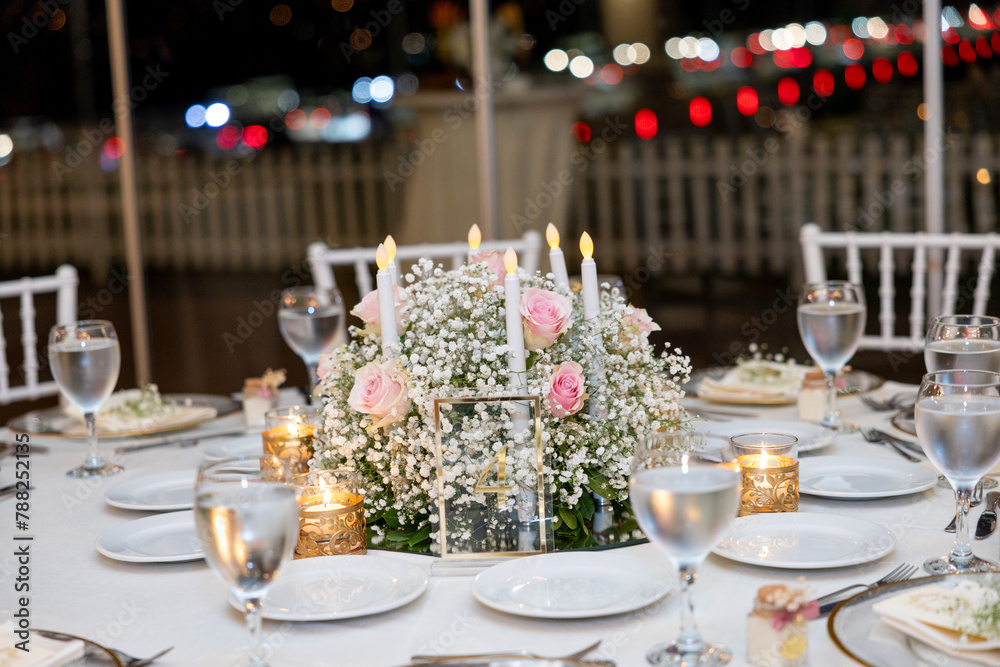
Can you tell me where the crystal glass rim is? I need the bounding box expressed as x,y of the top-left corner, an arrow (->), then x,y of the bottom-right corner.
280,285 -> 343,298
800,280 -> 861,290
920,369 -> 1000,388
927,314 -> 1000,329
265,405 -> 320,420
728,432 -> 799,446
197,454 -> 292,477
49,319 -> 117,334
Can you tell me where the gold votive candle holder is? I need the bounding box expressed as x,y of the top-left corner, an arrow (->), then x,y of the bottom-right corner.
262,406 -> 320,475
730,433 -> 799,517
293,469 -> 366,558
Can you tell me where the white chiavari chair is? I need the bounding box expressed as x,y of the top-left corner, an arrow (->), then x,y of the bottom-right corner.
0,265 -> 78,404
307,231 -> 543,296
800,222 -> 1000,352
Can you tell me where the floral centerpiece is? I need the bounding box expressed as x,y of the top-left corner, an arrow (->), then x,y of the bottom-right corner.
313,254 -> 691,552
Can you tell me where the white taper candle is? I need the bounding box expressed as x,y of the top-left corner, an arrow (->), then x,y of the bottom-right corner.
384,235 -> 399,285
503,247 -> 527,389
375,243 -> 399,358
546,223 -> 569,290
580,232 -> 599,321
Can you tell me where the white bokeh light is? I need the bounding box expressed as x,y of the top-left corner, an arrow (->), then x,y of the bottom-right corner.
352,77 -> 373,103
204,103 -> 230,128
696,38 -> 719,61
805,21 -> 827,45
613,43 -> 633,65
184,104 -> 207,128
568,55 -> 594,78
370,75 -> 394,103
543,49 -> 569,71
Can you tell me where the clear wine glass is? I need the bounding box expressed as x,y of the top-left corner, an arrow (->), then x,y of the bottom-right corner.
797,281 -> 866,429
925,314 -> 1000,373
48,320 -> 122,477
277,286 -> 345,398
630,431 -> 741,666
915,370 -> 1000,574
195,455 -> 300,666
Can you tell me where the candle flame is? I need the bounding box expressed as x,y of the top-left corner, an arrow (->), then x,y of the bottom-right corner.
468,224 -> 482,250
376,243 -> 388,270
504,247 -> 518,273
580,232 -> 594,260
546,223 -> 560,250
384,235 -> 397,262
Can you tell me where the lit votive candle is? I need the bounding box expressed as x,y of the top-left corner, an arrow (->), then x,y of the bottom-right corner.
262,406 -> 320,475
294,469 -> 366,558
730,433 -> 799,516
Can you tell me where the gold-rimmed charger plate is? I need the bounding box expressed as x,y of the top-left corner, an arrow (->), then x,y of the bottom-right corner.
828,572 -> 996,666
7,393 -> 238,438
687,368 -> 884,405
891,407 -> 916,436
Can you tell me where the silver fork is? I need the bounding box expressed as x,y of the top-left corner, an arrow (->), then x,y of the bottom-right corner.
945,478 -> 985,532
411,640 -> 604,664
814,563 -> 919,607
32,629 -> 173,666
860,393 -> 913,411
859,427 -> 922,462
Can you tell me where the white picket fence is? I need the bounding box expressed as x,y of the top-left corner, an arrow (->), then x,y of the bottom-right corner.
1,130 -> 998,278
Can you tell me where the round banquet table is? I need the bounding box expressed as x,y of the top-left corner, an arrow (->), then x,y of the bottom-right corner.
0,380 -> 989,666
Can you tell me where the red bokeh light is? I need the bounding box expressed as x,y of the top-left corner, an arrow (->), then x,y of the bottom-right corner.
959,40 -> 977,63
731,46 -> 753,68
689,97 -> 711,127
813,69 -> 834,97
680,58 -> 699,72
941,45 -> 959,67
977,37 -> 993,59
736,86 -> 759,116
747,33 -> 765,55
790,47 -> 812,68
216,126 -> 240,150
772,49 -> 792,68
872,57 -> 893,83
897,51 -> 918,77
845,64 -> 866,90
601,64 -> 623,85
103,137 -> 124,159
310,108 -> 332,130
634,109 -> 657,140
895,24 -> 914,45
943,28 -> 960,45
243,125 -> 268,149
777,77 -> 799,105
993,33 -> 1000,54
829,25 -> 851,44
285,109 -> 306,130
570,122 -> 591,142
843,38 -> 864,60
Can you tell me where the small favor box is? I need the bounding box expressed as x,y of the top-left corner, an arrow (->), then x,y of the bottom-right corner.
747,584 -> 816,667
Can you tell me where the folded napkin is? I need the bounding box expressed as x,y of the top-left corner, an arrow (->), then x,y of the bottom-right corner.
699,361 -> 808,400
873,580 -> 1000,661
0,623 -> 84,667
58,388 -> 217,435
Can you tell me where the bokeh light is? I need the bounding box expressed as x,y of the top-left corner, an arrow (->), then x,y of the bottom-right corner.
269,4 -> 291,26
731,46 -> 752,67
813,69 -> 835,96
898,51 -> 918,77
805,21 -> 827,45
544,49 -> 569,71
397,73 -> 420,95
350,28 -> 372,50
568,55 -> 594,78
689,97 -> 711,127
205,103 -> 230,128
634,109 -> 657,140
755,106 -> 775,128
352,78 -> 373,103
402,33 -> 426,54
310,108 -> 332,129
601,64 -> 623,85
736,86 -> 759,116
777,77 -> 799,105
104,137 -> 125,159
216,126 -> 240,150
628,42 -> 651,65
0,134 -> 14,159
843,38 -> 864,60
331,0 -> 353,11
845,64 -> 866,90
977,168 -> 991,184
873,57 -> 893,83
615,43 -> 633,65
370,75 -> 394,103
243,125 -> 268,149
277,90 -> 300,113
185,104 -> 207,128
917,103 -> 929,120
570,122 -> 591,142
285,109 -> 306,130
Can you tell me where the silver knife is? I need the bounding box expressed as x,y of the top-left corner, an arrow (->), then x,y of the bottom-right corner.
976,491 -> 1000,539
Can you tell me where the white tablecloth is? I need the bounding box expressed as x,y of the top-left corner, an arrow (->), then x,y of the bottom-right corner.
1,381 -> 989,666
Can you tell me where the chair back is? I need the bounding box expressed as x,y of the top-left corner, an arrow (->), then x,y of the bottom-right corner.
0,265 -> 79,404
308,231 -> 544,296
800,223 -> 1000,351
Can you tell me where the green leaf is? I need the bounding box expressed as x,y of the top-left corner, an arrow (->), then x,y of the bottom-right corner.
577,491 -> 595,520
558,507 -> 578,530
383,531 -> 412,543
586,472 -> 614,500
407,525 -> 431,547
382,509 -> 402,528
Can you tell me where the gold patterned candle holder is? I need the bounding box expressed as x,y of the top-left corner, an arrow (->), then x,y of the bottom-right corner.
293,469 -> 366,558
262,406 -> 319,475
731,433 -> 799,517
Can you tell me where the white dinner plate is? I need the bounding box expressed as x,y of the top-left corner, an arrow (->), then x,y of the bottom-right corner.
712,513 -> 895,569
96,510 -> 203,563
799,456 -> 938,499
104,470 -> 195,511
203,434 -> 263,462
692,419 -> 834,456
227,555 -> 428,621
471,551 -> 671,619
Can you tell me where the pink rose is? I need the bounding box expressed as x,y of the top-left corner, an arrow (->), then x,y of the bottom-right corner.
548,361 -> 588,418
347,359 -> 412,430
520,288 -> 572,350
469,250 -> 507,286
622,307 -> 661,346
350,286 -> 405,336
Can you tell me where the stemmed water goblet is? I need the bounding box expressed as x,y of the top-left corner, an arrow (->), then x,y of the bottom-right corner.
48,320 -> 122,477
630,431 -> 741,666
924,314 -> 1000,373
277,286 -> 345,399
797,281 -> 866,429
915,370 -> 1000,574
194,455 -> 300,666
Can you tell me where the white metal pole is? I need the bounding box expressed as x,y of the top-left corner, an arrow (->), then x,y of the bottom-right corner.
106,0 -> 152,385
469,0 -> 501,241
924,0 -> 944,317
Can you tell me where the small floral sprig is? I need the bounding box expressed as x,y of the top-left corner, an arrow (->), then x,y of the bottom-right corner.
313,256 -> 691,552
